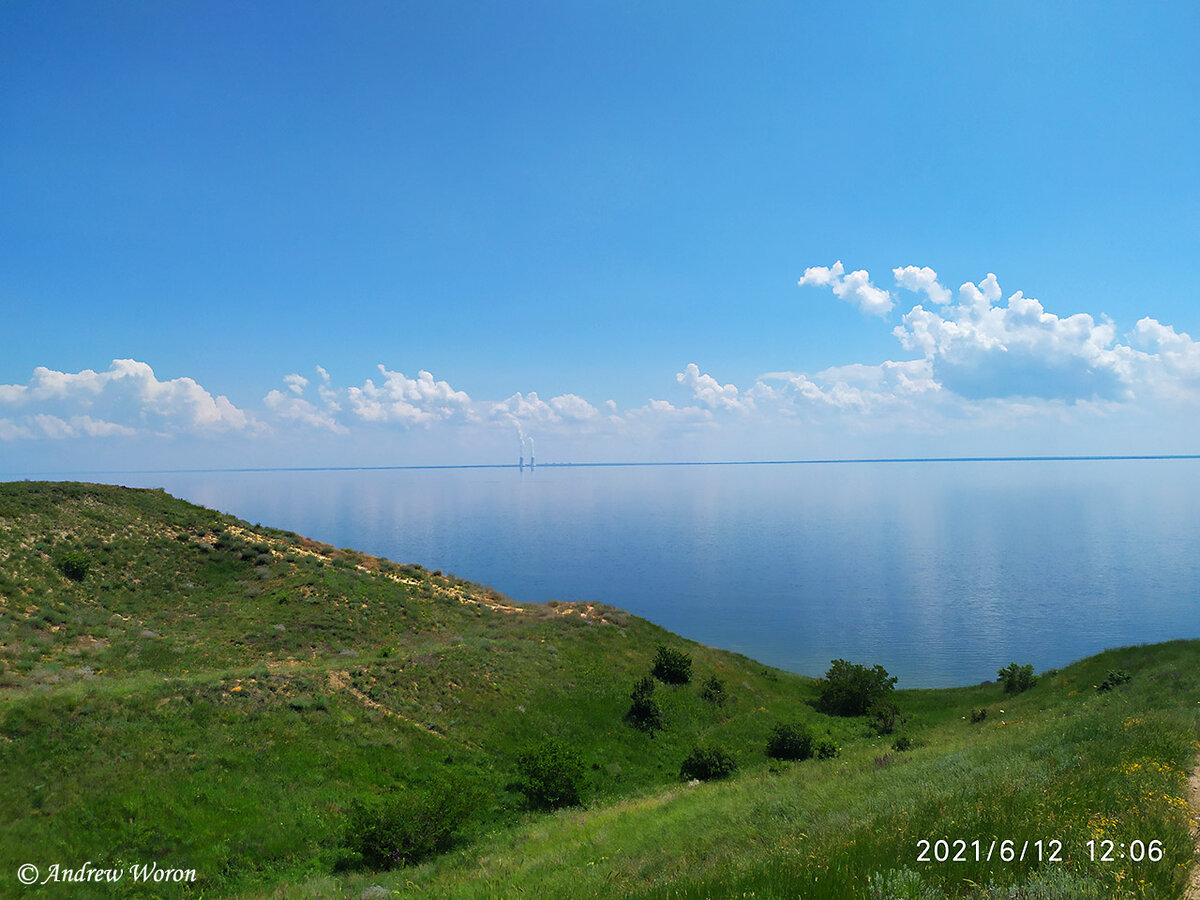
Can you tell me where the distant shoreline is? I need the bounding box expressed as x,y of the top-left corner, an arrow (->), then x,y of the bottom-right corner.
4,453 -> 1200,478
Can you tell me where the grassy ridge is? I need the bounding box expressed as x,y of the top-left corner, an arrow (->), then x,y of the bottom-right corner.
270,643 -> 1200,900
1,482 -> 1198,899
0,482 -> 833,896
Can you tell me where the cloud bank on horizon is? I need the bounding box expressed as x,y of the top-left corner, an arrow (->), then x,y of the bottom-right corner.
4,262 -> 1199,467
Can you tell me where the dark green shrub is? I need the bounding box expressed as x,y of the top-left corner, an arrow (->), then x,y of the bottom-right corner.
679,745 -> 737,781
626,675 -> 665,734
651,645 -> 692,684
816,739 -> 839,760
515,738 -> 585,810
54,551 -> 92,582
869,699 -> 903,735
970,708 -> 988,723
816,659 -> 897,716
766,722 -> 814,761
892,734 -> 915,752
700,674 -> 728,705
342,776 -> 484,870
998,662 -> 1037,694
1096,670 -> 1132,692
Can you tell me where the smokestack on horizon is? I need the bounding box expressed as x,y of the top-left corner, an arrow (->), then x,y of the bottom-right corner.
510,417 -> 535,470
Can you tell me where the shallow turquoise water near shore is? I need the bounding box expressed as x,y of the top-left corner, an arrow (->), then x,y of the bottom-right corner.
37,459 -> 1200,688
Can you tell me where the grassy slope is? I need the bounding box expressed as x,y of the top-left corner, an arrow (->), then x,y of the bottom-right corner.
1,482 -> 831,897
1,482 -> 1197,899
272,643 -> 1200,900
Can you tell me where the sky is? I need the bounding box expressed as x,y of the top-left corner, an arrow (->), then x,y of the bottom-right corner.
3,1 -> 1199,472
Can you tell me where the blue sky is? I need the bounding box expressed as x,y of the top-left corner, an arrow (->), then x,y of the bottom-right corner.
3,1 -> 1199,471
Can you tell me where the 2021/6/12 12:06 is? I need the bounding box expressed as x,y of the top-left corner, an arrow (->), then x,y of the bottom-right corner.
916,838 -> 1165,864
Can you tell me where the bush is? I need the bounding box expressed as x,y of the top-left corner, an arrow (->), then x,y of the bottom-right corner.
970,707 -> 988,723
1096,670 -> 1132,692
55,551 -> 92,582
651,645 -> 692,684
342,776 -> 484,870
816,659 -> 897,717
700,674 -> 728,705
515,738 -> 585,810
891,734 -> 915,752
679,745 -> 737,781
998,662 -> 1037,694
816,739 -> 839,760
766,722 -> 814,761
869,699 -> 904,735
626,675 -> 665,734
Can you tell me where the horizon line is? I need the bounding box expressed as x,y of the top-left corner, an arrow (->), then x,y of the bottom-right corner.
3,453 -> 1200,478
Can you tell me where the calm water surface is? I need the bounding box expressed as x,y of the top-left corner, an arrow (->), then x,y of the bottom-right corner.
60,460 -> 1200,687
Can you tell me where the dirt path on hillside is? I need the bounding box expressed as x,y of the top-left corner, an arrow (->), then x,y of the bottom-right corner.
326,669 -> 458,743
1186,760 -> 1200,900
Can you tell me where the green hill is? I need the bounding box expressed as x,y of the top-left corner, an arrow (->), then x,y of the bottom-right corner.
1,482 -> 1197,899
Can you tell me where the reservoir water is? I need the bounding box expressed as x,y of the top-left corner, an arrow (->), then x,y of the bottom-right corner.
43,459 -> 1200,688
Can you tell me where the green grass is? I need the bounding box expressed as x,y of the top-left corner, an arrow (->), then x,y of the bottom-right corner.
272,644 -> 1198,900
1,482 -> 1198,899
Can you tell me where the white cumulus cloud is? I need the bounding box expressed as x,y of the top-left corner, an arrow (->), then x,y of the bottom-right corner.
262,367 -> 347,432
0,359 -> 254,439
549,393 -> 600,421
761,359 -> 939,411
892,274 -> 1137,402
264,391 -> 347,433
22,414 -> 138,439
676,363 -> 752,411
490,391 -> 600,424
893,266 -> 952,305
799,260 -> 894,317
0,418 -> 32,440
346,366 -> 473,425
1130,318 -> 1200,378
